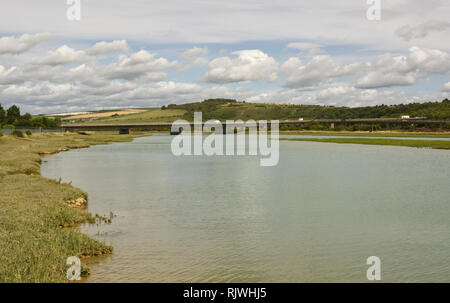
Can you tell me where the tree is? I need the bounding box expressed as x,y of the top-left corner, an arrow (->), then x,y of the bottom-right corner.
0,104 -> 5,125
14,113 -> 33,127
6,105 -> 20,124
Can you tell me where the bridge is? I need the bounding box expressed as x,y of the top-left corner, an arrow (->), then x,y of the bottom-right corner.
62,118 -> 449,134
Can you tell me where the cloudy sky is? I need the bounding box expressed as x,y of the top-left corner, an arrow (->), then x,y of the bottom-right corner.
0,0 -> 449,114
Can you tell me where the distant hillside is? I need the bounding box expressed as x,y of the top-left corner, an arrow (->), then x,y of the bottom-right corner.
166,98 -> 450,121
66,98 -> 450,124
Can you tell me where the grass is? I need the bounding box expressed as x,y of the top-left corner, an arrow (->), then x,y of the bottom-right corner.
0,131 -> 144,282
61,109 -> 147,121
68,108 -> 186,124
279,130 -> 450,138
280,137 -> 450,150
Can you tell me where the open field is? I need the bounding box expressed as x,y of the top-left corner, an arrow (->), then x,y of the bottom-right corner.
280,137 -> 450,149
66,108 -> 186,124
61,109 -> 148,121
0,131 -> 145,282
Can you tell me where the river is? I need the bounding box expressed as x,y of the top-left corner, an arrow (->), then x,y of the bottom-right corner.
41,135 -> 450,282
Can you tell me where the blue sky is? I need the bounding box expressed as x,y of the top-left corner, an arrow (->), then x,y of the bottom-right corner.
0,0 -> 449,114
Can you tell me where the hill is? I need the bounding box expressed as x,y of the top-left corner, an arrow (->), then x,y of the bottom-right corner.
64,98 -> 450,124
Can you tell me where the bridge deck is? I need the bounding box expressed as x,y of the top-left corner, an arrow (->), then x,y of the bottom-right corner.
62,118 -> 448,130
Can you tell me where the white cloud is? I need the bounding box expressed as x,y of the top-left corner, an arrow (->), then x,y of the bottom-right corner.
396,21 -> 450,41
101,50 -> 179,80
356,46 -> 450,89
0,36 -> 448,114
86,40 -> 130,56
286,42 -> 324,55
442,82 -> 450,92
2,1 -> 450,50
181,47 -> 208,61
0,33 -> 51,54
203,50 -> 278,83
40,45 -> 88,65
246,86 -> 445,108
0,65 -> 17,80
279,55 -> 361,89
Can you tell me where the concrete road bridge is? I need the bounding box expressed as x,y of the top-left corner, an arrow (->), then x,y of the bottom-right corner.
62,118 -> 448,134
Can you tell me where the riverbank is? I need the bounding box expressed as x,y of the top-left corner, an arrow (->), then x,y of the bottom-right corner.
280,137 -> 450,149
0,131 -> 146,282
279,130 -> 450,138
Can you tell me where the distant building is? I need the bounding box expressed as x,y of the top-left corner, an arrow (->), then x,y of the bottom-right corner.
401,115 -> 410,119
298,117 -> 304,121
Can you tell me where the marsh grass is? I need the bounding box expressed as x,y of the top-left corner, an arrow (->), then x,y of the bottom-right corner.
279,130 -> 450,138
0,132 -> 142,282
280,137 -> 450,149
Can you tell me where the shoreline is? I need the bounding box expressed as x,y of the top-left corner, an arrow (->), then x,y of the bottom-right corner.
280,137 -> 450,150
2,130 -> 449,282
0,131 -> 149,282
278,130 -> 450,138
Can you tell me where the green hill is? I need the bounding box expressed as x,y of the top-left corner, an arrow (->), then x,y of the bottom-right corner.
67,98 -> 450,124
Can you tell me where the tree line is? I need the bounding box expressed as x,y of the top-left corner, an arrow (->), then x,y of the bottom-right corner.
0,104 -> 61,129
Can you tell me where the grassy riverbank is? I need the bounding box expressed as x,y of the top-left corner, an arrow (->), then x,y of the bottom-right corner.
0,131 -> 143,282
280,137 -> 450,149
279,130 -> 450,138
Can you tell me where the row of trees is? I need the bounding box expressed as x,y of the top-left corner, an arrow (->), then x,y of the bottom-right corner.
0,104 -> 61,129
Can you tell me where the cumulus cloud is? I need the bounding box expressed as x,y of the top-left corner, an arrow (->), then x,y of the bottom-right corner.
181,47 -> 208,61
356,46 -> 450,89
40,45 -> 88,65
0,33 -> 51,54
86,40 -> 130,56
179,47 -> 209,71
442,82 -> 450,92
396,21 -> 450,41
286,42 -> 324,55
203,50 -> 278,83
39,40 -> 131,66
0,65 -> 17,80
101,50 -> 179,80
246,86 -> 445,108
0,79 -> 255,114
279,55 -> 361,89
0,45 -> 178,87
0,35 -> 448,114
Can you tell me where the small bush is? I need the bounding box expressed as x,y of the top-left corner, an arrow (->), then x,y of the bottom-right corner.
3,124 -> 15,129
0,131 -> 3,137
11,130 -> 24,137
26,130 -> 32,136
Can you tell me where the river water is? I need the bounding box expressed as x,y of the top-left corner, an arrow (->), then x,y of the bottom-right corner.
41,135 -> 450,282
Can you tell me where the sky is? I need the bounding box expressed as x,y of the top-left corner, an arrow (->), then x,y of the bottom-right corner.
0,0 -> 449,114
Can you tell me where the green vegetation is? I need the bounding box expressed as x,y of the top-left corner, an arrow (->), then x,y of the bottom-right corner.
279,130 -> 450,138
66,99 -> 450,132
0,131 -> 143,282
166,98 -> 450,120
11,130 -> 24,138
281,137 -> 450,150
66,98 -> 450,125
78,108 -> 186,124
0,103 -> 61,129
